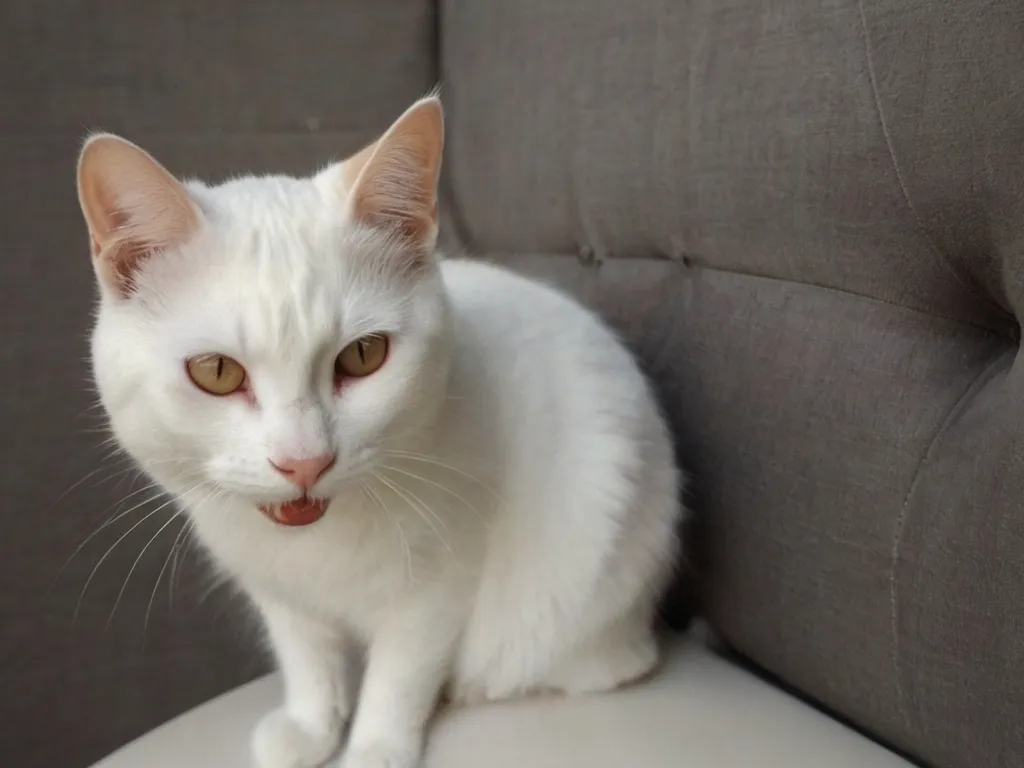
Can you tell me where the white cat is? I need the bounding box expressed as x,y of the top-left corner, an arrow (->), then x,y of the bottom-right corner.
77,96 -> 684,768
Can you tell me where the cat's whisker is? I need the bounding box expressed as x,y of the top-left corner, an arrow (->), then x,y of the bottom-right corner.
381,473 -> 451,535
362,480 -> 414,584
76,401 -> 108,416
168,517 -> 197,610
43,461 -> 140,520
66,464 -> 204,561
95,435 -> 127,452
188,490 -> 237,608
112,508 -> 188,629
74,506 -> 164,624
97,480 -> 166,520
373,472 -> 456,564
382,449 -> 503,502
170,490 -> 222,607
52,485 -> 170,589
380,464 -> 485,521
106,466 -> 149,499
75,484 -> 203,623
144,484 -> 219,634
161,517 -> 192,615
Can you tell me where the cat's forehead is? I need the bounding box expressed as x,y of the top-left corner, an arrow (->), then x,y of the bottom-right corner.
157,176 -> 414,358
196,175 -> 338,249
164,255 -> 406,366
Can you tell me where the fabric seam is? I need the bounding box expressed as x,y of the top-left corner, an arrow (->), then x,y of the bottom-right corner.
855,0 -> 1006,318
888,348 -> 1014,732
484,252 -> 1016,339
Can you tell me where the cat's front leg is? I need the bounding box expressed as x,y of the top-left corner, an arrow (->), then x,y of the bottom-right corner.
339,596 -> 461,768
252,596 -> 351,768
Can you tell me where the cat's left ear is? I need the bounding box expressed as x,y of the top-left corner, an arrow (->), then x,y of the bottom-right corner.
77,134 -> 202,298
336,96 -> 444,251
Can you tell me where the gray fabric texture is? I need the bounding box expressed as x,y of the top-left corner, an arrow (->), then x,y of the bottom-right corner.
440,1 -> 1024,767
0,3 -> 436,767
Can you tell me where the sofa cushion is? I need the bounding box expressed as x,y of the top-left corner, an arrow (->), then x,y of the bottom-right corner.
91,633 -> 912,768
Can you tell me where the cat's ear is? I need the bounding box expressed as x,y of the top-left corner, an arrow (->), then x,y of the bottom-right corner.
77,134 -> 202,298
343,96 -> 444,249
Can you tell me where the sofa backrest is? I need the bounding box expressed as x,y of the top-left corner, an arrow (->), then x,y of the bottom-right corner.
439,2 -> 1024,767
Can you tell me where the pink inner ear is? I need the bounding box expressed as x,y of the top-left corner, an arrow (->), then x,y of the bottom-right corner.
99,236 -> 155,293
77,134 -> 200,297
347,98 -> 443,245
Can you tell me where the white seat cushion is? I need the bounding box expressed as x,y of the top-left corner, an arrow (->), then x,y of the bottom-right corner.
91,632 -> 911,767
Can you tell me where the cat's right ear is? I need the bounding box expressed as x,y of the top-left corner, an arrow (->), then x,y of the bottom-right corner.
322,97 -> 443,254
77,134 -> 201,299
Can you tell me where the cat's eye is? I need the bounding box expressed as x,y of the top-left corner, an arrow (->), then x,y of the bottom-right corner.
335,335 -> 389,379
186,354 -> 247,395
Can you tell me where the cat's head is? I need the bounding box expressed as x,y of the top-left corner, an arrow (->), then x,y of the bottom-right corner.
78,97 -> 450,526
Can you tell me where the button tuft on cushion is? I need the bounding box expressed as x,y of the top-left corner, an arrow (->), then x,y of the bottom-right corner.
577,244 -> 595,265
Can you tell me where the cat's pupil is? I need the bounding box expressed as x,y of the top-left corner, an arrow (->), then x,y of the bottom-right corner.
357,342 -> 366,364
216,356 -> 224,379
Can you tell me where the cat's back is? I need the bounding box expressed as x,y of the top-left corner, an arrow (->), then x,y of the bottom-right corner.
439,257 -> 626,364
440,258 -> 680,701
440,257 -> 581,329
439,257 -> 664,453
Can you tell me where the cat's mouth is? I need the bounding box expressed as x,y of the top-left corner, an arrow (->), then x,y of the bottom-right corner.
259,496 -> 329,527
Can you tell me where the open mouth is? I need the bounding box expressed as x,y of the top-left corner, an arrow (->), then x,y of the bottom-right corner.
259,496 -> 329,527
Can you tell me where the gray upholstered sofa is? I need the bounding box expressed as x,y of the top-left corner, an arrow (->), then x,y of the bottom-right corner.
4,2 -> 1023,767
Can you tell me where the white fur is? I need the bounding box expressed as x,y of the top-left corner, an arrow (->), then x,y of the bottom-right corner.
90,167 -> 684,768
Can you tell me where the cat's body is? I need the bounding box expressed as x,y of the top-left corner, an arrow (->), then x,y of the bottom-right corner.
79,97 -> 684,768
185,257 -> 679,702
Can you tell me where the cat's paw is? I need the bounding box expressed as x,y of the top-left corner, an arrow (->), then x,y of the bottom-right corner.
338,739 -> 420,768
252,708 -> 342,768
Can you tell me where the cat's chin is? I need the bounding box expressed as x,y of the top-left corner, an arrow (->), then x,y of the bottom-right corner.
258,496 -> 329,527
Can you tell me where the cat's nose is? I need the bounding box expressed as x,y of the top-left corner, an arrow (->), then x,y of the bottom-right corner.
269,453 -> 336,489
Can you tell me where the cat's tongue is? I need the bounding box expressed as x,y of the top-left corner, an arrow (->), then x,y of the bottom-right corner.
261,497 -> 328,527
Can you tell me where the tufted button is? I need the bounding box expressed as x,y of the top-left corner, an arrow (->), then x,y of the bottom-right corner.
577,244 -> 595,265
668,235 -> 693,267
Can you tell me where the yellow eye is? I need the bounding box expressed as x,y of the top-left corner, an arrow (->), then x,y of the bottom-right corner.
335,335 -> 389,379
186,354 -> 247,395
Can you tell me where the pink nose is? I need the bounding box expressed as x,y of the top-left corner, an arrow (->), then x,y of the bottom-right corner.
269,454 -> 336,488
